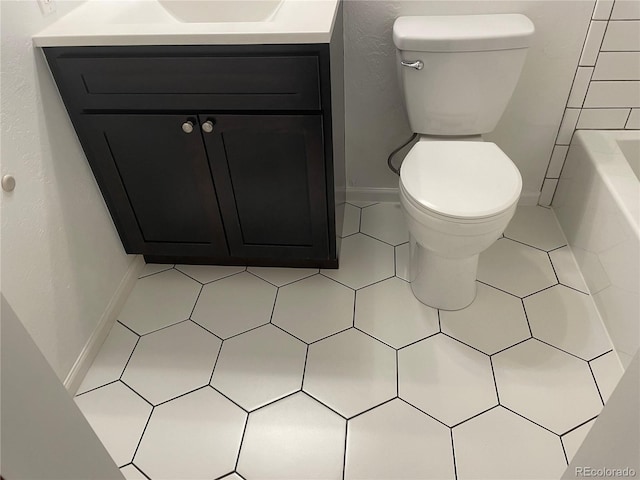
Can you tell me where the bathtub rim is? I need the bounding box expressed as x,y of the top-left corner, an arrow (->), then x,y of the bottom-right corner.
570,129 -> 640,240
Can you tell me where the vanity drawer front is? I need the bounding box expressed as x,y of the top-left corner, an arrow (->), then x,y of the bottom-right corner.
52,55 -> 320,111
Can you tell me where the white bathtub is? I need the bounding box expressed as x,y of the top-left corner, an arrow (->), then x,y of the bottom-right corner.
554,130 -> 640,368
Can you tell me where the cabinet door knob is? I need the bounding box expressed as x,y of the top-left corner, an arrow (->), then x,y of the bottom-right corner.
181,121 -> 194,134
202,120 -> 214,133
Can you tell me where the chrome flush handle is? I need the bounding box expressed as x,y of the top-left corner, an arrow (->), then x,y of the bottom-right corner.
401,59 -> 424,70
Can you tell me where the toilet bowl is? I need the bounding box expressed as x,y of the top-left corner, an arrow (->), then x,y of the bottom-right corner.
393,14 -> 534,309
399,141 -> 521,310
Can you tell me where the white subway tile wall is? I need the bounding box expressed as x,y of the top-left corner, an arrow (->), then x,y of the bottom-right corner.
541,0 -> 640,207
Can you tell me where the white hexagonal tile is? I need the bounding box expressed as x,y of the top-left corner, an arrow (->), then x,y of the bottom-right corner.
453,407 -> 567,480
139,263 -> 173,278
360,202 -> 409,246
237,393 -> 345,480
341,203 -> 361,237
135,388 -> 246,480
247,266 -> 318,287
122,321 -> 221,405
549,246 -> 589,292
492,339 -> 603,434
192,272 -> 277,339
120,464 -> 147,480
321,234 -> 394,289
440,283 -> 530,355
272,274 -> 354,343
175,264 -> 245,284
398,334 -> 497,426
477,238 -> 557,297
75,382 -> 152,467
590,351 -> 624,403
395,242 -> 410,281
119,269 -> 201,335
304,329 -> 396,418
562,418 -> 596,463
525,285 -> 612,360
77,322 -> 138,395
504,206 -> 567,251
345,399 -> 454,480
355,277 -> 438,348
211,324 -> 306,410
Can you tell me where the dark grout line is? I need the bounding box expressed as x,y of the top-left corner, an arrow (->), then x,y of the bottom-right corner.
490,336 -> 533,357
74,378 -> 120,398
301,345 -> 310,391
533,337 -> 593,363
440,331 -> 491,357
450,404 -> 500,429
589,349 -> 614,363
490,357 -> 501,405
130,404 -> 154,467
450,428 -> 459,480
547,251 -> 561,284
560,415 -> 598,438
521,298 -> 534,337
270,322 -> 310,345
138,318 -> 191,338
137,265 -> 174,279
352,325 -> 398,351
207,384 -> 250,414
346,396 -> 397,422
207,337 -> 224,385
521,283 -> 559,300
476,280 -> 522,300
560,435 -> 570,466
318,271 -> 357,291
131,462 -> 153,480
119,335 -> 141,382
151,384 -> 210,409
342,420 -> 349,480
301,390 -> 348,420
588,361 -> 606,406
117,320 -> 142,337
500,404 -> 561,436
308,326 -> 353,346
559,282 -> 591,296
233,412 -> 250,473
397,397 -> 453,430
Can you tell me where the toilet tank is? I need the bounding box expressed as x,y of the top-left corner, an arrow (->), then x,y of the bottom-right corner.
393,14 -> 534,136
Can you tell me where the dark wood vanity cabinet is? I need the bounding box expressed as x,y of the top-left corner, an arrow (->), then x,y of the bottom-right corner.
44,39 -> 345,268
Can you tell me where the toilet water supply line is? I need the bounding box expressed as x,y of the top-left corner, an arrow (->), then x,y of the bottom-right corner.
387,132 -> 417,175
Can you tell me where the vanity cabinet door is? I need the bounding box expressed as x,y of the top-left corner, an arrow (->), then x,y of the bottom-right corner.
79,114 -> 228,257
200,114 -> 329,260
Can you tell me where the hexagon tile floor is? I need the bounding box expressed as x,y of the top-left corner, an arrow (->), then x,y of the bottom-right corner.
75,204 -> 625,480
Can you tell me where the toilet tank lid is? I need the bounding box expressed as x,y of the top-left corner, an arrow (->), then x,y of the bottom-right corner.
393,14 -> 534,52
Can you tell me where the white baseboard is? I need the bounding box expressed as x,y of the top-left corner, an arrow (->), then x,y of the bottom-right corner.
519,190 -> 541,206
346,187 -> 400,203
347,187 -> 541,207
64,255 -> 145,394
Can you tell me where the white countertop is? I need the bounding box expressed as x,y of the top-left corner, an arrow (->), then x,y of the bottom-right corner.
33,0 -> 340,47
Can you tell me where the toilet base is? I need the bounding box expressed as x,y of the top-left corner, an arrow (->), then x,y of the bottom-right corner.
409,238 -> 478,310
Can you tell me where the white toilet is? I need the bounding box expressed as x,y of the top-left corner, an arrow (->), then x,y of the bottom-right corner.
393,14 -> 535,310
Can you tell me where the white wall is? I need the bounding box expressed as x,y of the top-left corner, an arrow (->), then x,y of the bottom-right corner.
542,0 -> 640,206
0,0 -> 133,381
1,295 -> 125,480
343,0 -> 595,203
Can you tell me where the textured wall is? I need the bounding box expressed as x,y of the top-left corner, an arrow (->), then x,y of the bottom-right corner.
542,0 -> 640,206
0,0 -> 133,381
343,0 -> 595,203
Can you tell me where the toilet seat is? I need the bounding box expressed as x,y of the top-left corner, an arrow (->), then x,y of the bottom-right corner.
400,141 -> 522,221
